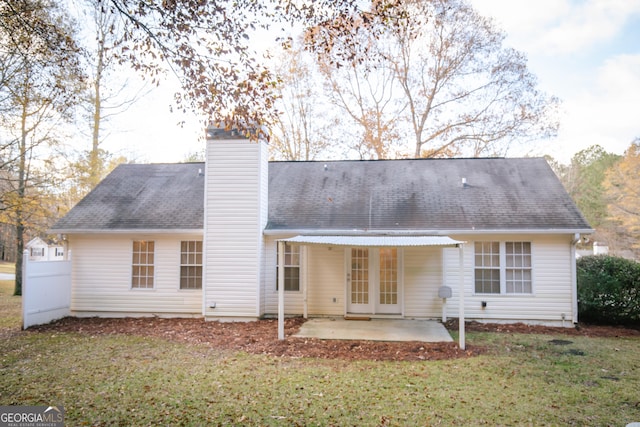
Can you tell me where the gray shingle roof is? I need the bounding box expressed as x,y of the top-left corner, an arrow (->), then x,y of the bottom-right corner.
52,158 -> 591,233
267,158 -> 591,232
52,163 -> 205,231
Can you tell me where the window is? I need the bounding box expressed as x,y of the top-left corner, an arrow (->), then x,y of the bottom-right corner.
180,241 -> 202,289
276,242 -> 300,291
30,247 -> 44,257
474,242 -> 500,294
474,241 -> 532,294
505,242 -> 532,294
132,241 -> 154,289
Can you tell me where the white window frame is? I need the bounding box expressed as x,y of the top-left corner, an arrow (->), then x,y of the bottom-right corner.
474,241 -> 533,295
180,240 -> 202,290
132,240 -> 155,289
276,242 -> 301,292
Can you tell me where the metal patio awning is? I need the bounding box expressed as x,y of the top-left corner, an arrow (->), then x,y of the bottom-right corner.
276,234 -> 468,350
279,235 -> 464,247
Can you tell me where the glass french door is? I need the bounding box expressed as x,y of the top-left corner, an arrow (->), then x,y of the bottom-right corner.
347,248 -> 400,314
348,248 -> 371,313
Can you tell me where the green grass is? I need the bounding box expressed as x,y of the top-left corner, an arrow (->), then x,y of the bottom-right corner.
0,270 -> 20,328
1,291 -> 639,425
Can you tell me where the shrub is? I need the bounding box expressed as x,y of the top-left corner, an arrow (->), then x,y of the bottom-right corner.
577,255 -> 640,325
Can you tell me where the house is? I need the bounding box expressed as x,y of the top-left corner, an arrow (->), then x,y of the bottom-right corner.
51,129 -> 592,333
26,237 -> 65,261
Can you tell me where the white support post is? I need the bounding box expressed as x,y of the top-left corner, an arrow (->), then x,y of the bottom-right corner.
458,243 -> 465,350
277,240 -> 285,340
302,245 -> 308,319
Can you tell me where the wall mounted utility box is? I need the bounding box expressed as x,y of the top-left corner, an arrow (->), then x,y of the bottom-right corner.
438,286 -> 452,299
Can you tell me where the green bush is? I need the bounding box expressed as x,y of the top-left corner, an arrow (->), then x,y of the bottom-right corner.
577,255 -> 640,325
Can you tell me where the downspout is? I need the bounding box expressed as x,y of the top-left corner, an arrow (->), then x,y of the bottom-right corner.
570,233 -> 580,325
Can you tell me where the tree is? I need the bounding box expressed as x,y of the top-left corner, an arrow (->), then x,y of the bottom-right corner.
0,0 -> 84,295
316,27 -> 403,159
561,145 -> 621,229
84,0 -> 376,133
270,44 -> 332,161
83,0 -> 138,189
65,0 -> 141,201
313,0 -> 559,158
604,139 -> 640,256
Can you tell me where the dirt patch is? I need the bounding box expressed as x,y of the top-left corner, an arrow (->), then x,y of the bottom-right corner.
27,317 -> 639,362
30,317 -> 476,361
444,319 -> 640,338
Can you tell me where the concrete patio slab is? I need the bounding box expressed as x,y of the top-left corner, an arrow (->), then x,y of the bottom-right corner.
294,318 -> 453,342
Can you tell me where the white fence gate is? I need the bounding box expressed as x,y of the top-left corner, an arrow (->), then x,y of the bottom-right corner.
22,250 -> 72,329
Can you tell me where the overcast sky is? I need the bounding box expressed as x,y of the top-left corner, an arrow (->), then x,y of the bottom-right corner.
108,0 -> 640,164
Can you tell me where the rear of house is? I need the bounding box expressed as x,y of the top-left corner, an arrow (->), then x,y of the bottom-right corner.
51,163 -> 205,318
260,156 -> 589,326
51,131 -> 592,326
260,234 -> 577,325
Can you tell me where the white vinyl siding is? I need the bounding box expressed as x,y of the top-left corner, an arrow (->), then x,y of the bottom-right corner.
264,238 -> 343,316
263,233 -> 575,325
263,236 -> 305,314
403,246 -> 443,318
306,245 -> 345,316
204,139 -> 268,318
445,234 -> 574,324
266,242 -> 444,318
68,234 -> 202,316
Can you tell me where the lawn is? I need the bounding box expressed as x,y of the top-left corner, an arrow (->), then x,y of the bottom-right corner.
0,264 -> 20,329
0,281 -> 638,426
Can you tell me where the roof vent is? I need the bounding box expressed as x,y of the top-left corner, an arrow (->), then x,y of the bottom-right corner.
324,164 -> 328,171
461,177 -> 468,188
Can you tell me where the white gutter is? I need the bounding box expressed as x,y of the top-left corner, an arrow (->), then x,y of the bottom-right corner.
263,228 -> 594,236
279,235 -> 464,247
50,229 -> 204,235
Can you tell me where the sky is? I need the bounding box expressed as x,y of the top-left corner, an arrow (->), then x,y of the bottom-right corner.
471,0 -> 640,162
105,0 -> 640,164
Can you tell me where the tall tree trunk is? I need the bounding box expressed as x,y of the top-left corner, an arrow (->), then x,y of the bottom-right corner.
89,34 -> 104,188
14,102 -> 28,296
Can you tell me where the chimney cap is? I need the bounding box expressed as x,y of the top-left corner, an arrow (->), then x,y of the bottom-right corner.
206,126 -> 247,140
206,124 -> 270,142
